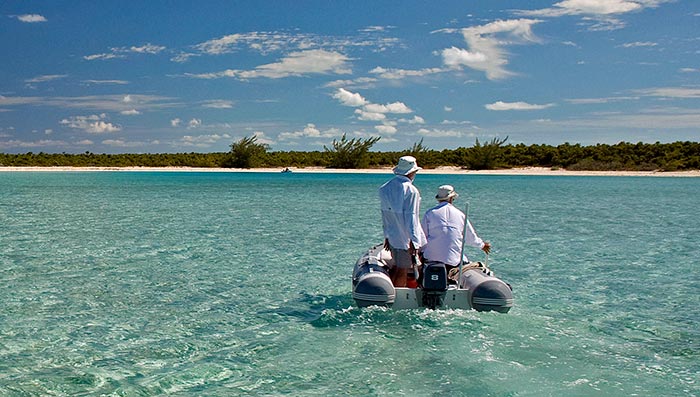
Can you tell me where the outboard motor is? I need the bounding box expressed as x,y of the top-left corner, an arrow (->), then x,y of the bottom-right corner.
421,262 -> 448,309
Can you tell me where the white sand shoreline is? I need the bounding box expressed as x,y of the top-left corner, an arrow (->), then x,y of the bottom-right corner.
1,165 -> 699,177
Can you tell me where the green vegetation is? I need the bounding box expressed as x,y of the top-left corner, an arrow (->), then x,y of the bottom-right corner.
223,135 -> 270,168
405,138 -> 435,168
1,140 -> 699,171
324,133 -> 381,168
462,136 -> 509,170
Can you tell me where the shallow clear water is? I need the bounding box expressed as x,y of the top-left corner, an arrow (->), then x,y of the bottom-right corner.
0,172 -> 698,396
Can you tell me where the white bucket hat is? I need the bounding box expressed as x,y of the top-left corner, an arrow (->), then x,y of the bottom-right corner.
393,155 -> 422,176
436,185 -> 459,201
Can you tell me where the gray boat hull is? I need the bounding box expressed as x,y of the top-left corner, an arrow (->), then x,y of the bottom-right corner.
352,244 -> 513,312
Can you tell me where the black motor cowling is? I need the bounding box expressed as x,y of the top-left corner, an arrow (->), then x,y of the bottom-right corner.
421,262 -> 448,309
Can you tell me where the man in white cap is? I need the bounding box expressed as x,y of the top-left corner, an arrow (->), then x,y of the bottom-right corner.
421,185 -> 490,271
378,155 -> 427,287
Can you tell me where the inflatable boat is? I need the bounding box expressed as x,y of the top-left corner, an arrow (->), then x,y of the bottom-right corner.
352,243 -> 513,312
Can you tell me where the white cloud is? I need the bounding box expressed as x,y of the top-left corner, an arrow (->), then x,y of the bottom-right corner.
541,107 -> 700,130
171,52 -> 198,63
485,101 -> 555,110
193,32 -> 288,56
417,128 -> 468,138
590,16 -> 635,31
102,139 -> 124,146
302,124 -> 322,137
188,118 -> 202,128
324,77 -> 378,89
0,139 -> 68,149
83,53 -> 124,61
85,121 -> 121,134
250,131 -> 274,145
84,43 -> 166,61
186,49 -> 351,79
25,75 -> 67,83
620,41 -> 658,48
442,47 -> 488,67
334,89 -> 411,113
440,19 -> 542,80
521,0 -> 642,17
180,133 -> 231,147
60,114 -> 121,134
364,102 -> 412,114
82,79 -> 129,85
355,109 -> 386,121
202,100 -> 234,109
278,124 -> 340,140
188,30 -> 400,59
284,123 -> 320,138
171,118 -> 182,127
0,96 -> 40,106
444,106 -> 453,112
195,33 -> 243,55
634,87 -> 700,98
679,68 -> 699,73
240,49 -> 351,79
360,26 -> 390,33
130,43 -> 166,54
17,14 -> 47,23
375,124 -> 397,134
566,96 -> 639,104
516,0 -> 672,31
441,120 -> 473,125
369,66 -> 444,80
184,70 -> 236,79
334,88 -> 415,127
104,139 -> 158,148
13,94 -> 179,112
333,88 -> 367,107
400,116 -> 426,124
49,95 -> 162,116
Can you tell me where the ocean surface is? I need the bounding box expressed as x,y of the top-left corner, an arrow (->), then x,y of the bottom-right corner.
0,171 -> 698,396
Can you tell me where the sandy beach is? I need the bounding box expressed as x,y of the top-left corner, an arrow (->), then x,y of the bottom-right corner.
1,166 -> 699,177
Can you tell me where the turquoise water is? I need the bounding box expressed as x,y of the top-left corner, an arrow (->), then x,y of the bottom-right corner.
0,171 -> 698,396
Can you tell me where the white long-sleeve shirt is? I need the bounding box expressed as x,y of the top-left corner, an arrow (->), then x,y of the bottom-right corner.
379,175 -> 427,250
421,201 -> 484,266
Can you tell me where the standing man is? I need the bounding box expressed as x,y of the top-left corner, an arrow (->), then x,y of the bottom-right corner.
379,156 -> 427,287
421,185 -> 491,271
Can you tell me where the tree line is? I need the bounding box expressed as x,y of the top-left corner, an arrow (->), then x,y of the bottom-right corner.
1,136 -> 699,171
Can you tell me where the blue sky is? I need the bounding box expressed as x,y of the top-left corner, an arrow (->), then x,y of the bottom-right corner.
1,0 -> 699,154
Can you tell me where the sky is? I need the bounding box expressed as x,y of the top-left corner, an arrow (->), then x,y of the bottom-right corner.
1,0 -> 699,154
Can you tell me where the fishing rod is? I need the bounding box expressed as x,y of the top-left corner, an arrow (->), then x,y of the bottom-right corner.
457,201 -> 469,285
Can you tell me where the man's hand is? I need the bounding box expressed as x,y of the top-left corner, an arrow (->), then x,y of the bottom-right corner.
384,238 -> 391,251
482,242 -> 491,255
408,241 -> 417,256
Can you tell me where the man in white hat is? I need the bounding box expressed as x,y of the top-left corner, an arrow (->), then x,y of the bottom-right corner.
378,155 -> 427,287
421,185 -> 490,271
